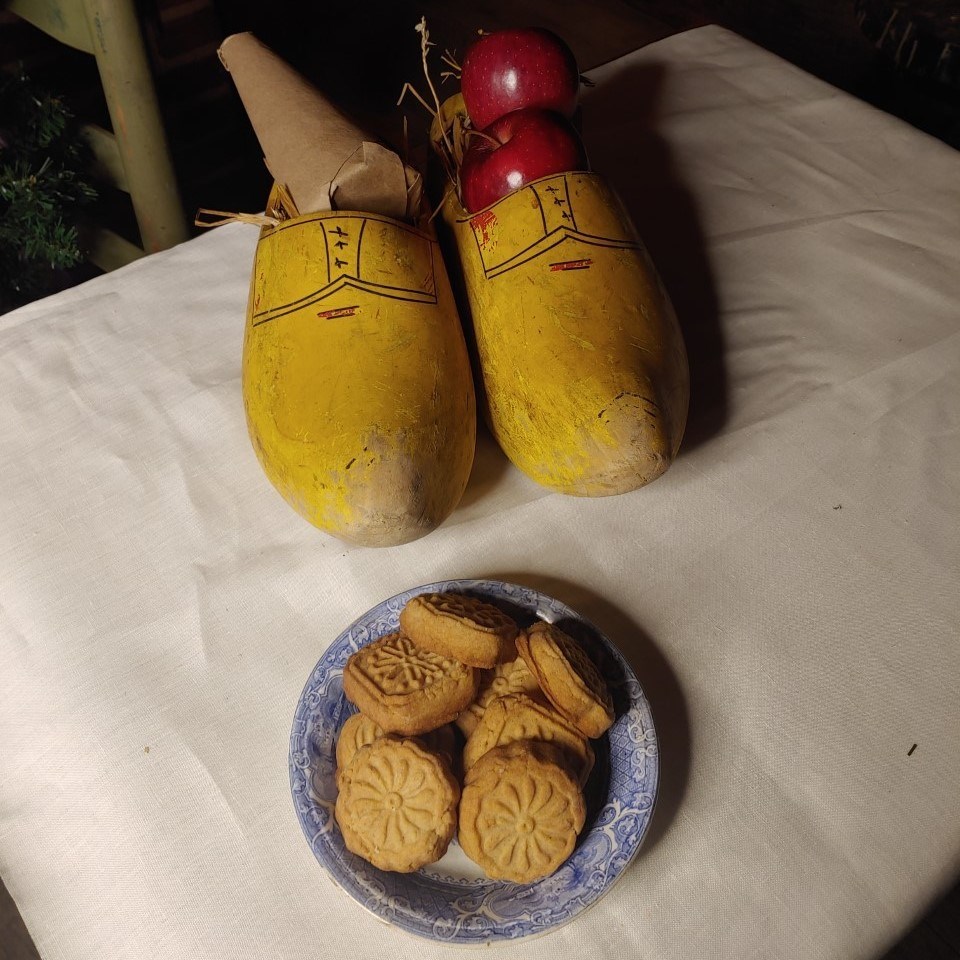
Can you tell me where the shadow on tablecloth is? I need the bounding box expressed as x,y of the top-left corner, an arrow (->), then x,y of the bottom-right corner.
0,877 -> 40,960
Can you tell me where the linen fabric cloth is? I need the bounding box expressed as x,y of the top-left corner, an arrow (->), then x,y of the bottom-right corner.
1,25 -> 959,960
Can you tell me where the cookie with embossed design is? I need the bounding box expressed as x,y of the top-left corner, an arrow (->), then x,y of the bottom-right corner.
458,740 -> 585,883
335,736 -> 460,872
336,713 -> 460,788
337,712 -> 459,773
456,656 -> 543,737
517,621 -> 614,738
336,712 -> 383,781
343,631 -> 478,735
462,692 -> 594,786
399,592 -> 519,668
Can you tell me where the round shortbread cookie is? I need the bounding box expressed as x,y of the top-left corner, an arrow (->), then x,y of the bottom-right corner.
462,692 -> 594,786
343,631 -> 478,735
399,593 -> 519,668
456,657 -> 542,737
335,736 -> 459,873
337,713 -> 459,784
517,621 -> 614,738
336,712 -> 383,778
458,741 -> 585,883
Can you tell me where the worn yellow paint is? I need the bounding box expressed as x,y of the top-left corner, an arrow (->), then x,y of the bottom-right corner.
242,188 -> 476,546
433,103 -> 688,496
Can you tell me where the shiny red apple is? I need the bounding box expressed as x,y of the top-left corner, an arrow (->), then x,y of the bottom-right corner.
459,108 -> 588,213
460,28 -> 580,131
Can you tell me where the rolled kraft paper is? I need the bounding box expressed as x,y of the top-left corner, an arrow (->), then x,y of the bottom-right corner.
219,32 -> 416,219
439,169 -> 689,497
333,141 -> 423,221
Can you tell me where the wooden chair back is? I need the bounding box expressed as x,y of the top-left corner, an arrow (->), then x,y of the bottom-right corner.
8,0 -> 190,270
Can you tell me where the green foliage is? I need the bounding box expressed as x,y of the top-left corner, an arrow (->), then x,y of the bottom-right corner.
0,69 -> 97,309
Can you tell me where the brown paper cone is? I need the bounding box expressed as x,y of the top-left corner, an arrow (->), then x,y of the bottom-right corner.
219,32 -> 419,220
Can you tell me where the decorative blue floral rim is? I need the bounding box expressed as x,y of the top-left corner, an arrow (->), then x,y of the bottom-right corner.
289,580 -> 659,943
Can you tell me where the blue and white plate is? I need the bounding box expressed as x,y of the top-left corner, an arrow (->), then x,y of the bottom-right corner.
289,579 -> 658,943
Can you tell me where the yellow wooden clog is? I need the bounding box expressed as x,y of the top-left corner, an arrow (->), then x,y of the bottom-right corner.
438,168 -> 689,497
242,186 -> 476,546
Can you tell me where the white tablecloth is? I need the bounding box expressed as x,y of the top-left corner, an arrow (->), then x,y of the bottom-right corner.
2,24 -> 959,960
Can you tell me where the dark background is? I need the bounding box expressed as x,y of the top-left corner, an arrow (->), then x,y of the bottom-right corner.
1,0 -> 957,231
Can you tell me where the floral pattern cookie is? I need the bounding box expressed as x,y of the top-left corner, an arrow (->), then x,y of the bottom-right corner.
458,741 -> 586,883
335,736 -> 460,873
456,656 -> 543,737
463,692 -> 594,786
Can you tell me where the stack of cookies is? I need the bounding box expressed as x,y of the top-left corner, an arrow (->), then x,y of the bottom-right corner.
334,592 -> 615,882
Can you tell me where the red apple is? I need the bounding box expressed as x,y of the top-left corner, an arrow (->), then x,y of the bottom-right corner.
459,108 -> 588,213
461,28 -> 580,131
